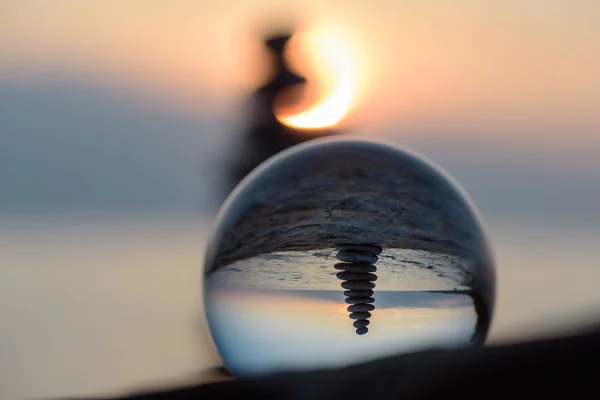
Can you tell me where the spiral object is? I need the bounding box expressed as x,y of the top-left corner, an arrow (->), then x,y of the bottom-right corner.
334,244 -> 382,335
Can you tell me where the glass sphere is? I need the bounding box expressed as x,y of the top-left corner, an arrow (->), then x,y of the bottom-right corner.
204,136 -> 495,378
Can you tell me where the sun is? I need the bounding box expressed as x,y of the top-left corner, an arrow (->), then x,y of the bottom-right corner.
277,28 -> 356,130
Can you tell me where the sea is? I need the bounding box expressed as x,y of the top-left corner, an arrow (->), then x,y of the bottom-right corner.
2,213 -> 600,398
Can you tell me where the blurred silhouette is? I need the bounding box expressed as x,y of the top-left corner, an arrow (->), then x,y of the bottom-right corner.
334,244 -> 381,335
225,30 -> 336,198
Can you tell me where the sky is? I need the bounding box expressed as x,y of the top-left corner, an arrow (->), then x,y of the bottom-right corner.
1,0 -> 599,221
206,288 -> 476,376
2,0 -> 599,126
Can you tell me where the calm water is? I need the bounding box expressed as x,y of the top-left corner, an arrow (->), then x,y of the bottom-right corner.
2,215 -> 600,398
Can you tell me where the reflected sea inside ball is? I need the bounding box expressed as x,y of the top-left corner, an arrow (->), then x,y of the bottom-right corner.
203,137 -> 495,377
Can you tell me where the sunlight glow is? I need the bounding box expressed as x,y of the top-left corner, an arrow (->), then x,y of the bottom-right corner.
279,29 -> 356,130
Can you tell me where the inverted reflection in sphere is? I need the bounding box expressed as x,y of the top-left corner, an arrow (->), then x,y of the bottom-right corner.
204,137 -> 495,378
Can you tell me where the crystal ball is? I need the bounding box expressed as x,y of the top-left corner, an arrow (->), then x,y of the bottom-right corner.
203,136 -> 495,378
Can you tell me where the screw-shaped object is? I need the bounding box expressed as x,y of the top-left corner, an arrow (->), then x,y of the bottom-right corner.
334,244 -> 382,335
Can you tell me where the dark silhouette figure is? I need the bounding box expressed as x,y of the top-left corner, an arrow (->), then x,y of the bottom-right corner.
334,244 -> 381,335
225,31 -> 335,197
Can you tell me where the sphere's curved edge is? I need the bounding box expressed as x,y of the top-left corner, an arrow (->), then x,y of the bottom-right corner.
203,135 -> 496,335
202,136 -> 497,371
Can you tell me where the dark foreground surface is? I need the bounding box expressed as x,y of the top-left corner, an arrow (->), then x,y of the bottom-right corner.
69,326 -> 600,400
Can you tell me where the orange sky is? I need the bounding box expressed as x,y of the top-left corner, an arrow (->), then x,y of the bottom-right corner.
2,0 -> 599,134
